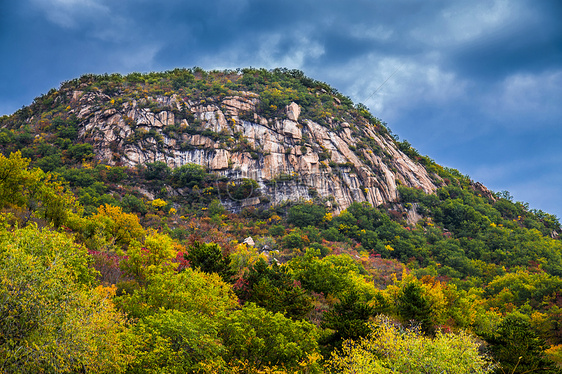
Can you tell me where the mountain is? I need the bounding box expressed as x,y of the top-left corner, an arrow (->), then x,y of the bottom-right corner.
1,68 -> 447,214
1,68 -> 562,373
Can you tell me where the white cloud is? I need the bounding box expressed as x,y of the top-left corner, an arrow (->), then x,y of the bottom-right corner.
30,0 -> 141,46
412,0 -> 521,47
256,33 -> 325,69
165,29 -> 323,79
30,0 -> 109,29
114,44 -> 162,72
329,55 -> 467,122
484,69 -> 562,128
202,31 -> 325,72
349,24 -> 394,42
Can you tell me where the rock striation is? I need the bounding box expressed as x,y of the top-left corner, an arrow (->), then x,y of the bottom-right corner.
72,90 -> 440,212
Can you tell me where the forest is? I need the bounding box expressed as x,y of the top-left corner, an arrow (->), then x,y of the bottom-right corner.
0,69 -> 561,373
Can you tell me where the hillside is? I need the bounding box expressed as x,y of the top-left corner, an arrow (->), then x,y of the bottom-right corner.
1,68 -> 561,373
0,68 -> 444,214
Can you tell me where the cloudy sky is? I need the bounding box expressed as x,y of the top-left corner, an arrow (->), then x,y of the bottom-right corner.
1,0 -> 561,218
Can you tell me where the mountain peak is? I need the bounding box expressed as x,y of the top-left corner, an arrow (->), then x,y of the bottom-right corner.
2,68 -> 451,212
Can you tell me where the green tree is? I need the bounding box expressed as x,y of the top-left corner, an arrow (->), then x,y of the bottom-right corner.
126,309 -> 226,374
396,281 -> 435,335
144,161 -> 171,181
171,163 -> 207,188
121,229 -> 178,280
35,173 -> 78,228
66,142 -> 94,161
485,314 -> 560,374
268,224 -> 286,237
0,150 -> 41,208
228,178 -> 259,200
185,240 -> 235,282
219,303 -> 321,372
116,267 -> 238,373
288,249 -> 376,299
322,291 -> 376,349
287,203 -> 326,228
282,231 -> 305,249
116,267 -> 238,319
237,258 -> 313,320
0,151 -> 77,228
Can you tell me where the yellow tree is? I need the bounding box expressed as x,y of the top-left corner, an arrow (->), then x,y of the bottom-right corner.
89,204 -> 145,248
0,151 -> 38,208
0,151 -> 78,228
0,221 -> 131,373
120,228 -> 178,280
328,315 -> 495,374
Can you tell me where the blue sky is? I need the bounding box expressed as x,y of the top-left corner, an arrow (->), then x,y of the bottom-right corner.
1,0 -> 561,218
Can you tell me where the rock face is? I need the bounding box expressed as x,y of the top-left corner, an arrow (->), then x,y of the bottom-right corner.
72,90 -> 440,212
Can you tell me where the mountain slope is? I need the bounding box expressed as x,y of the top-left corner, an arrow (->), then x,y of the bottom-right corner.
1,68 -> 442,213
2,68 -> 562,372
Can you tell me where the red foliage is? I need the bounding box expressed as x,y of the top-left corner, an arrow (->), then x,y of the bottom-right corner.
174,250 -> 190,272
88,249 -> 126,285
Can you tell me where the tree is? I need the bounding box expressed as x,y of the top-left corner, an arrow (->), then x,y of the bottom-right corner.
126,309 -> 225,374
144,161 -> 171,181
282,231 -> 305,249
171,163 -> 207,188
0,222 -> 130,373
321,290 -> 377,349
485,314 -> 560,374
396,281 -> 435,335
228,178 -> 259,200
0,151 -> 78,228
120,229 -> 178,280
185,240 -> 234,282
287,203 -> 326,228
288,249 -> 377,299
66,142 -> 94,161
237,258 -> 313,320
0,150 -> 38,208
116,267 -> 238,320
88,204 -> 145,247
328,316 -> 495,374
219,303 -> 321,372
116,267 -> 239,373
35,173 -> 78,228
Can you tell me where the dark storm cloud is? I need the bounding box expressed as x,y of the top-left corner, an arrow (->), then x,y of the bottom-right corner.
444,10 -> 562,81
133,0 -> 444,69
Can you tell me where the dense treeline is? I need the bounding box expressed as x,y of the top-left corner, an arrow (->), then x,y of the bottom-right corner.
1,150 -> 561,373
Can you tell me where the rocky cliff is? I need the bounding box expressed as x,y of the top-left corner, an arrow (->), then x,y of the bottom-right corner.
5,69 -> 443,212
